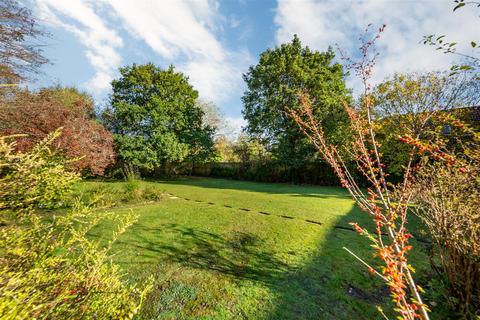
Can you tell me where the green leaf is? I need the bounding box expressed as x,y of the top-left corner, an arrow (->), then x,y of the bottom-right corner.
459,65 -> 473,71
453,2 -> 466,11
471,41 -> 477,48
52,246 -> 68,256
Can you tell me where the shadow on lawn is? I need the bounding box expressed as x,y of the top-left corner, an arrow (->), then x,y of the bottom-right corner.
265,209 -> 394,320
98,178 -> 431,319
114,223 -> 290,284
156,177 -> 353,199
264,214 -> 431,319
112,212 -> 408,319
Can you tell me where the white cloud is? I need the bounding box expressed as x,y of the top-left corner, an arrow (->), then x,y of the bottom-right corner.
182,48 -> 251,103
274,0 -> 480,90
104,0 -> 223,61
102,0 -> 252,105
35,0 -> 252,106
36,0 -> 123,93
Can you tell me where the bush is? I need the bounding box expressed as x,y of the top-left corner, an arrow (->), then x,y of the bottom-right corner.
0,204 -> 151,319
0,87 -> 115,176
73,180 -> 164,210
0,129 -> 78,210
415,162 -> 480,316
122,178 -> 164,203
410,111 -> 480,317
0,132 -> 151,319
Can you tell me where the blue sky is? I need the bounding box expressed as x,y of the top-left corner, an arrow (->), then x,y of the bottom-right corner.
29,0 -> 479,136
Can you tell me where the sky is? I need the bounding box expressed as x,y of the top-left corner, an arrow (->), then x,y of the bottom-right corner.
27,0 -> 479,137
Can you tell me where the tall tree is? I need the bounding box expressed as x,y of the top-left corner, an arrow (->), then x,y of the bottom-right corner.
196,99 -> 224,133
0,0 -> 48,84
103,63 -> 215,172
242,35 -> 350,173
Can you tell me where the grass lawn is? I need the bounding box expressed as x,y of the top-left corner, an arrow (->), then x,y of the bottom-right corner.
78,177 -> 433,320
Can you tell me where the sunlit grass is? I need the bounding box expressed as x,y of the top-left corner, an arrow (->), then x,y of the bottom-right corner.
79,177 -> 432,319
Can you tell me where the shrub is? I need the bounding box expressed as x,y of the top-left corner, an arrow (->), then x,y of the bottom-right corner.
415,162 -> 479,317
0,132 -> 151,319
124,176 -> 143,202
122,179 -> 164,203
0,87 -> 115,176
412,115 -> 480,317
0,204 -> 150,319
74,184 -> 118,209
0,129 -> 78,210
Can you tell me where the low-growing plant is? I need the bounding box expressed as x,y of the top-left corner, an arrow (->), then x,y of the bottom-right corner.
74,181 -> 164,210
0,203 -> 151,319
124,176 -> 143,202
0,129 -> 78,210
74,184 -> 118,209
142,186 -> 164,202
0,132 -> 152,319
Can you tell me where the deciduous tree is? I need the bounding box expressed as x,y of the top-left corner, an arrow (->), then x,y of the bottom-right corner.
103,63 -> 216,173
242,35 -> 351,172
372,72 -> 480,179
0,0 -> 48,84
196,99 -> 224,133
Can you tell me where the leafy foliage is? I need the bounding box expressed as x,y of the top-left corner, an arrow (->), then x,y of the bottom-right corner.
422,1 -> 480,77
103,63 -> 216,173
0,206 -> 150,319
213,136 -> 239,162
0,87 -> 115,176
372,72 -> 480,179
242,35 -> 351,168
410,113 -> 480,317
232,135 -> 271,165
0,132 -> 151,319
0,129 -> 78,210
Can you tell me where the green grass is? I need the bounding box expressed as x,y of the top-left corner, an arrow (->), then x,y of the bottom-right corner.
77,177 -> 434,319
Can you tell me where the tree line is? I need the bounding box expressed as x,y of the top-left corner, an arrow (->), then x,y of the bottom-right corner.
2,23 -> 478,183
1,0 -> 479,318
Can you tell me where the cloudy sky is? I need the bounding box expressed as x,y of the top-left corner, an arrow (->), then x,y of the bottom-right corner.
29,0 -> 479,136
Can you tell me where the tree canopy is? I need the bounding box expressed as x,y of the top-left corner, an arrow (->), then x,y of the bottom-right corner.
0,86 -> 115,176
0,0 -> 48,84
373,72 -> 480,179
196,99 -> 224,133
242,35 -> 351,169
103,63 -> 216,171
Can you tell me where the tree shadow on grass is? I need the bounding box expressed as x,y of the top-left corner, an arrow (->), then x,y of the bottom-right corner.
265,210 -> 432,320
90,193 -> 431,319
153,176 -> 353,199
265,209 -> 388,320
109,223 -> 290,285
